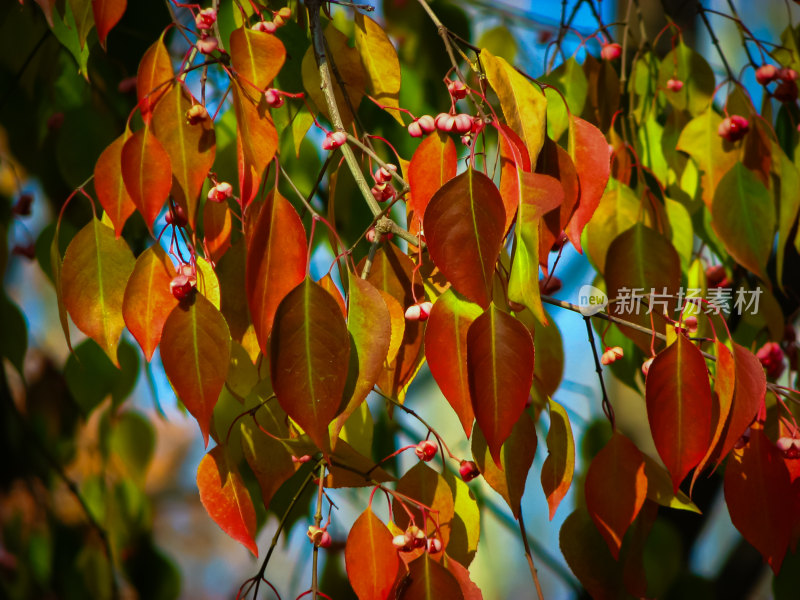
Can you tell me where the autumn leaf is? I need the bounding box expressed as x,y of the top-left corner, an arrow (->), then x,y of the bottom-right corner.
92,0 -> 126,48
229,26 -> 286,102
541,398 -> 575,520
136,34 -> 173,123
346,508 -> 400,600
120,125 -> 173,231
407,131 -> 457,233
354,12 -> 403,124
94,130 -> 135,237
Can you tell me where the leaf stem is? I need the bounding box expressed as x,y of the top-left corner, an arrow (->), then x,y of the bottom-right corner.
584,315 -> 616,429
518,509 -> 545,600
311,462 -> 325,600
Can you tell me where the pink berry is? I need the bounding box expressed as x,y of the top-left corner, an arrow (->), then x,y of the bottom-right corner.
406,526 -> 426,548
600,43 -> 622,61
322,130 -> 347,151
459,460 -> 480,482
777,437 -> 800,459
117,76 -> 137,94
666,78 -> 684,92
170,271 -> 196,301
774,79 -> 798,103
292,454 -> 312,464
264,88 -> 284,108
392,534 -> 412,551
207,181 -> 233,202
601,346 -> 624,366
434,112 -> 456,132
779,67 -> 798,81
306,525 -> 331,548
427,538 -> 443,554
717,115 -> 749,142
756,341 -> 785,379
417,114 -> 436,133
196,36 -> 219,55
165,204 -> 188,227
414,440 -> 438,462
755,64 -> 778,85
366,228 -> 393,243
539,276 -> 562,295
195,7 -> 217,30
407,120 -> 424,137
447,79 -> 467,99
252,21 -> 277,33
452,113 -> 473,134
641,357 -> 654,377
405,301 -> 432,322
373,164 -> 396,184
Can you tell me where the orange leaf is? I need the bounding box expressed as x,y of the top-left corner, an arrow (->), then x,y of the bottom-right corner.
393,463 -> 455,548
345,508 -> 400,600
541,398 -> 575,520
161,293 -> 231,446
645,334 -> 713,492
724,427 -> 793,573
584,432 -> 647,559
61,217 -> 135,366
565,117 -> 611,251
245,189 -> 306,355
91,0 -> 126,48
122,244 -> 177,361
197,445 -> 258,556
136,34 -> 173,123
424,289 -> 483,438
536,138 -> 579,265
121,125 -> 173,230
203,199 -> 232,264
399,554 -> 464,600
229,26 -> 286,101
467,305 -> 534,467
270,278 -> 350,453
471,412 -> 537,518
151,84 -> 216,227
407,131 -> 457,233
94,129 -> 136,237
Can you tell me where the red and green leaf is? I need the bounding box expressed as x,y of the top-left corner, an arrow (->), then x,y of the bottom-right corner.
94,130 -> 135,237
424,168 -> 506,308
229,26 -> 286,102
407,131 -> 457,232
541,398 -> 575,520
121,125 -> 173,231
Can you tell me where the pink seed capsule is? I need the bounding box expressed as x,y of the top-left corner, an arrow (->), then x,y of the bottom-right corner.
252,21 -> 278,33
195,7 -> 217,30
452,113 -> 473,134
417,114 -> 436,133
434,112 -> 455,132
459,460 -> 480,482
322,130 -> 347,150
414,440 -> 438,462
447,80 -> 467,99
196,36 -> 219,55
264,88 -> 284,108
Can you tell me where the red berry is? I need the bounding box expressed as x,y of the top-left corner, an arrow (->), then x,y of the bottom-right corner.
427,538 -> 443,554
447,79 -> 467,99
306,525 -> 331,548
370,182 -> 395,203
292,454 -> 312,464
170,272 -> 196,301
539,276 -> 562,296
666,78 -> 684,92
452,113 -> 473,134
195,7 -> 217,30
117,76 -> 137,94
414,440 -> 438,462
392,534 -> 412,551
755,64 -> 778,85
264,88 -> 284,108
777,437 -> 800,459
717,115 -> 749,142
778,67 -> 798,81
774,79 -> 798,103
207,181 -> 233,202
405,301 -> 432,322
600,43 -> 622,61
373,164 -> 397,184
682,316 -> 698,334
459,460 -> 480,482
406,526 -> 426,548
165,204 -> 188,227
322,130 -> 347,150
756,341 -> 785,379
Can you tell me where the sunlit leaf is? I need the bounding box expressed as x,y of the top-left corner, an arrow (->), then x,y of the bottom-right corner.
246,189 -> 307,355
658,42 -> 715,115
122,244 -> 177,361
346,508 -> 400,600
62,217 -> 135,366
270,278 -> 350,453
711,162 -> 775,282
467,305 -> 534,466
197,445 -> 258,556
94,130 -> 135,237
407,131 -> 457,233
92,0 -> 126,48
442,471 -> 480,567
645,334 -> 713,492
425,289 -> 483,437
229,26 -> 286,102
541,398 -> 575,520
203,199 -> 232,263
471,412 -> 537,518
161,293 -> 231,446
424,168 -> 506,308
584,432 -> 647,558
354,12 -> 403,124
136,34 -> 173,123
121,125 -> 172,230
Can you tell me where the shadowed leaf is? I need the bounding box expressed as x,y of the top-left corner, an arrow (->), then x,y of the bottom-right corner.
541,398 -> 575,520
94,130 -> 135,237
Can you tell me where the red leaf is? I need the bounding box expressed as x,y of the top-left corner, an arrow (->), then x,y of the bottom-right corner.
724,427 -> 793,573
407,131 -> 457,233
161,293 -> 231,446
94,130 -> 135,237
425,289 -> 483,438
270,278 -> 350,453
151,84 -> 216,226
443,556 -> 483,600
423,168 -> 506,307
393,463 -> 455,548
537,137 -> 580,262
91,0 -> 126,48
319,273 -> 347,318
584,432 -> 647,559
197,445 -> 258,556
565,117 -> 611,251
471,412 -> 537,518
121,125 -> 173,230
122,244 -> 177,361
399,554 -> 463,600
232,80 -> 278,208
645,334 -> 713,492
467,305 -> 534,467
497,123 -> 531,231
61,217 -> 135,366
229,26 -> 286,101
245,189 -> 307,355
136,35 -> 173,123
345,508 -> 400,600
541,398 -> 575,520
363,245 -> 424,399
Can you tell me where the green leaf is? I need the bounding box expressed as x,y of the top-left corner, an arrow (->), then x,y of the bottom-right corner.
541,398 -> 575,520
658,42 -> 715,115
711,162 -> 775,281
541,58 -> 587,142
50,1 -> 90,77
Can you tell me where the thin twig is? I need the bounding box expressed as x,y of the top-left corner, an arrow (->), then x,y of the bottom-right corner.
584,316 -> 616,429
311,462 -> 325,600
697,3 -> 735,81
518,509 -> 545,600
